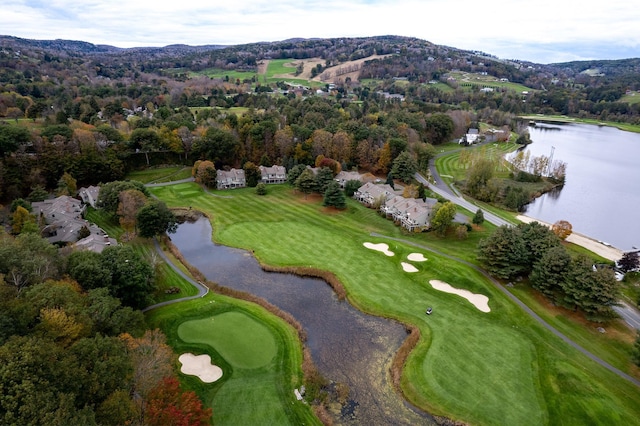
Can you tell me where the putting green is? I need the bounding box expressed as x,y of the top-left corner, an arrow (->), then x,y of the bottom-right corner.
178,311 -> 277,369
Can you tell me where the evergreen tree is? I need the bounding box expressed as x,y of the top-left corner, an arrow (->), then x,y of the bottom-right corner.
530,245 -> 571,301
295,169 -> 317,198
323,181 -> 346,209
287,164 -> 307,185
315,167 -> 334,193
477,225 -> 529,280
390,151 -> 418,183
472,208 -> 485,225
385,173 -> 395,189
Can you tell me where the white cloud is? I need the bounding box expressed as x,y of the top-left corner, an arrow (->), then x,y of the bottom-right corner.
2,0 -> 639,62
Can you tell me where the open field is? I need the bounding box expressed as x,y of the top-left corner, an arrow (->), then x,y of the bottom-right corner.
150,182 -> 640,425
620,92 -> 640,105
446,71 -> 536,93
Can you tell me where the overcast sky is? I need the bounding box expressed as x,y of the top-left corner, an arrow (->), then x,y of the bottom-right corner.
2,0 -> 639,64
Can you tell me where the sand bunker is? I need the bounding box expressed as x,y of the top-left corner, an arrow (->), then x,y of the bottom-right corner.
179,353 -> 223,383
429,280 -> 490,313
401,262 -> 419,273
407,253 -> 427,262
363,242 -> 394,256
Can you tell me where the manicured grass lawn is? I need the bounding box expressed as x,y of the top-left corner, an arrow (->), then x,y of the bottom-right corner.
265,59 -> 298,77
178,312 -> 278,369
150,182 -> 640,425
147,292 -> 319,426
126,166 -> 191,184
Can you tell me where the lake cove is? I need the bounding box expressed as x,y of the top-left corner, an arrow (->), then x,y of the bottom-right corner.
524,122 -> 640,251
169,217 -> 433,425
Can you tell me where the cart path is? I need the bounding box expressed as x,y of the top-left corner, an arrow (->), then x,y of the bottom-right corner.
370,232 -> 640,388
142,238 -> 208,313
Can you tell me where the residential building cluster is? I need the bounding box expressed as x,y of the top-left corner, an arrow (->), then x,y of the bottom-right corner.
32,187 -> 117,253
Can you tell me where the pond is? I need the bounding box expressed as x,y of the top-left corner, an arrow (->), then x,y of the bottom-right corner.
169,217 -> 434,425
523,122 -> 640,251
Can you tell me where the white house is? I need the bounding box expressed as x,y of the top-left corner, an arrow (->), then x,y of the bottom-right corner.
216,168 -> 246,189
259,165 -> 287,184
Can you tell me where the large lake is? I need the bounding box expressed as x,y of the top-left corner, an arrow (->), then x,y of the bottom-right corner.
522,122 -> 640,251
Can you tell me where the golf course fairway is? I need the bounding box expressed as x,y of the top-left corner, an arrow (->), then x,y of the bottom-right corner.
149,182 -> 640,425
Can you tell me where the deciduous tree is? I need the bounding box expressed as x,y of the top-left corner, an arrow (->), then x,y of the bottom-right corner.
243,161 -> 261,187
430,201 -> 457,236
146,377 -> 212,426
100,245 -> 154,309
194,160 -> 217,188
551,220 -> 572,240
618,251 -> 640,273
136,200 -> 178,239
117,189 -> 147,235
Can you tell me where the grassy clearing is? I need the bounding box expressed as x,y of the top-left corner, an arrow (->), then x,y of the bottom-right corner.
150,182 -> 640,425
191,68 -> 258,82
620,93 -> 640,105
447,71 -> 535,93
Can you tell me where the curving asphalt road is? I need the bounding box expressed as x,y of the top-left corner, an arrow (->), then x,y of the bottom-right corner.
370,232 -> 640,388
422,151 -> 640,331
613,302 -> 640,331
142,238 -> 209,313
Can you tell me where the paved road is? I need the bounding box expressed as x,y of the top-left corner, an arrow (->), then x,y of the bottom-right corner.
613,301 -> 640,330
145,177 -> 195,187
142,238 -> 209,312
414,172 -> 511,228
413,155 -> 640,386
370,232 -> 640,388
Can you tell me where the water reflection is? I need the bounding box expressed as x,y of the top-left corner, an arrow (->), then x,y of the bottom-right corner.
523,122 -> 640,250
170,217 -> 434,425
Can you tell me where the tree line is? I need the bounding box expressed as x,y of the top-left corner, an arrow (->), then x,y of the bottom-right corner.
0,230 -> 210,425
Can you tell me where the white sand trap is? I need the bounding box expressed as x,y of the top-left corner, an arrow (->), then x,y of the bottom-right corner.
401,262 -> 419,273
407,253 -> 427,262
429,280 -> 491,313
363,242 -> 394,256
179,353 -> 223,383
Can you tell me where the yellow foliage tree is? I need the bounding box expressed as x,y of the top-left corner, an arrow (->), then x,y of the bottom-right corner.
11,205 -> 35,234
552,220 -> 573,240
39,307 -> 86,346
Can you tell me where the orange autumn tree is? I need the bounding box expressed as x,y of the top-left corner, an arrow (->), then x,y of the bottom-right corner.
146,377 -> 212,426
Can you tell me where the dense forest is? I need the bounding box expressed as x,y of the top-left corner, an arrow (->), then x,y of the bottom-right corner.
1,34 -> 639,201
